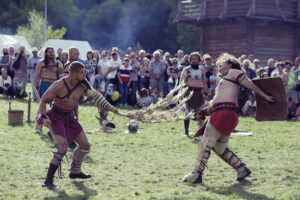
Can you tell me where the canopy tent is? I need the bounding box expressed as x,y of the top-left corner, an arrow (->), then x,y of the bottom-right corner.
43,39 -> 92,59
0,34 -> 33,54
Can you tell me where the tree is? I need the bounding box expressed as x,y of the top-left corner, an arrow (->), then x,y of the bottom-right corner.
16,10 -> 66,49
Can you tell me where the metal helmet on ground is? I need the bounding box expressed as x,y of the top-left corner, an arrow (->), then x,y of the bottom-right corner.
127,120 -> 138,134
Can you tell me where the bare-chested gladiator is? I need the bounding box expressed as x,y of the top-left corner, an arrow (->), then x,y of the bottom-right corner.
34,47 -> 64,133
38,61 -> 118,189
182,53 -> 274,184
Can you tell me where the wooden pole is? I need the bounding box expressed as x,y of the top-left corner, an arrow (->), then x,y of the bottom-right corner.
27,92 -> 31,123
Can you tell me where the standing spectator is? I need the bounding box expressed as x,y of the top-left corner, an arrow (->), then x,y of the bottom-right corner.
167,58 -> 180,92
0,48 -> 12,74
0,68 -> 14,99
265,58 -> 276,77
242,93 -> 257,117
85,51 -> 97,88
27,47 -> 41,100
13,70 -> 28,99
253,59 -> 261,71
238,54 -> 247,63
256,68 -> 268,78
293,57 -> 300,70
107,52 -> 122,87
60,51 -> 68,66
138,49 -> 146,65
163,52 -> 172,67
203,54 -> 216,88
272,62 -> 288,88
181,54 -> 190,68
139,58 -> 151,90
285,61 -> 298,104
247,54 -> 255,69
56,48 -> 63,61
129,53 -> 140,106
97,51 -> 110,93
8,47 -> 16,58
243,59 -> 256,80
118,58 -> 132,105
137,88 -> 153,108
209,68 -> 218,90
238,59 -> 255,115
8,47 -> 15,78
149,51 -> 166,97
177,49 -> 184,65
12,46 -> 28,77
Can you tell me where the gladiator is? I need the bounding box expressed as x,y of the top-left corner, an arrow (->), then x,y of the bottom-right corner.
37,61 -> 118,189
180,52 -> 208,136
182,53 -> 274,184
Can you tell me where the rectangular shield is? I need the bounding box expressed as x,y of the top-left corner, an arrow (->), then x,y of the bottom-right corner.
252,77 -> 287,121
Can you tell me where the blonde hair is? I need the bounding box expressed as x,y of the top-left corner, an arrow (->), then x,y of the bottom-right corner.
216,53 -> 241,70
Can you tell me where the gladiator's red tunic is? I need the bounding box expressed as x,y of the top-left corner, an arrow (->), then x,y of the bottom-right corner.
194,102 -> 238,137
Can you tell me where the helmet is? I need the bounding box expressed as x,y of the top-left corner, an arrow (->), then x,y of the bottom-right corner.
102,120 -> 116,133
127,120 -> 138,134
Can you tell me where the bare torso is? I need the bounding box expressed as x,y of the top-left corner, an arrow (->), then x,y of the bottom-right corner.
52,78 -> 86,109
211,72 -> 240,105
40,61 -> 59,80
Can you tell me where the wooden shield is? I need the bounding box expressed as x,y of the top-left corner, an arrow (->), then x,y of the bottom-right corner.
252,77 -> 287,121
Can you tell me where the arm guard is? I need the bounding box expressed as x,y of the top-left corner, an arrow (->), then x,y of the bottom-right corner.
85,88 -> 115,112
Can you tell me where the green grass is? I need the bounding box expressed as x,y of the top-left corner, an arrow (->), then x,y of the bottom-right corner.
0,98 -> 299,200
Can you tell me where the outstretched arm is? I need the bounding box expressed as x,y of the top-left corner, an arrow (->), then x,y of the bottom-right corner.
238,73 -> 274,102
82,79 -> 119,114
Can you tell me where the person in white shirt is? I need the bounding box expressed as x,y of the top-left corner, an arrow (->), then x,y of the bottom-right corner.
107,52 -> 122,87
96,51 -> 110,93
0,68 -> 14,99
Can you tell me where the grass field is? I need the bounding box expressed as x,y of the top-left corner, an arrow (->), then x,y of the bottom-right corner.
0,98 -> 299,200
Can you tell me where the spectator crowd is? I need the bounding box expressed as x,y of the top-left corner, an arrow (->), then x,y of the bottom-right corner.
1,45 -> 300,120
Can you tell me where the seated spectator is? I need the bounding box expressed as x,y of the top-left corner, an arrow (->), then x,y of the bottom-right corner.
242,94 -> 257,117
13,70 -> 27,99
209,68 -> 218,89
0,68 -> 14,99
137,88 -> 153,108
151,87 -> 159,104
105,84 -> 120,106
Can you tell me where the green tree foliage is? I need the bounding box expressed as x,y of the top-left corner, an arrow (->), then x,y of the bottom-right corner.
16,10 -> 66,49
1,0 -> 201,53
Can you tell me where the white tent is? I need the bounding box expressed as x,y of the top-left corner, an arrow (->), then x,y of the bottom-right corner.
0,34 -> 33,54
44,39 -> 92,59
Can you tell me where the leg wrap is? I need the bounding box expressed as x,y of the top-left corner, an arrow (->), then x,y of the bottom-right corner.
52,145 -> 68,179
70,147 -> 90,174
193,121 -> 219,173
86,89 -> 114,111
214,148 -> 244,170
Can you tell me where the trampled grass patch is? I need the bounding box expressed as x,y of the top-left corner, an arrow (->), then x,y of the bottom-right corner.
0,99 -> 299,200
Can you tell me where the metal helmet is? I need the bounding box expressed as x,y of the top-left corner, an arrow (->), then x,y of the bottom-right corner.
102,120 -> 116,133
127,120 -> 138,134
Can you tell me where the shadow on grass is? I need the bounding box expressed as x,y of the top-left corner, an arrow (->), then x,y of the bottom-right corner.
44,181 -> 98,200
205,180 -> 275,200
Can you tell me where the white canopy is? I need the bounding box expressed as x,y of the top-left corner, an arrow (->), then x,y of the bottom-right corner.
43,39 -> 92,59
0,34 -> 33,54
